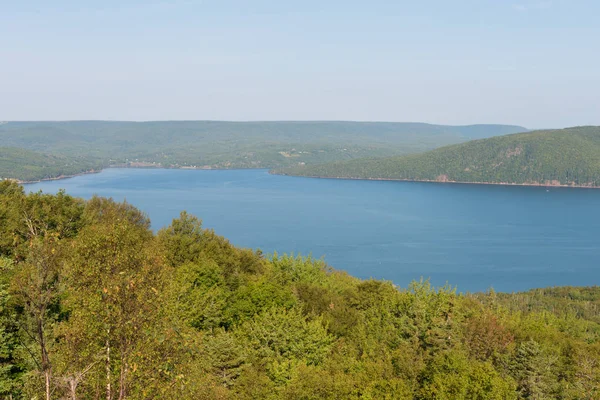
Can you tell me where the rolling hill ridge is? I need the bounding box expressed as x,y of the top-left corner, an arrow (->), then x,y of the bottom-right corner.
0,120 -> 526,181
0,147 -> 104,182
275,126 -> 600,188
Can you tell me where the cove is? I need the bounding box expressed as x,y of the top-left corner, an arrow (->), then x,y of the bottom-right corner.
24,168 -> 600,293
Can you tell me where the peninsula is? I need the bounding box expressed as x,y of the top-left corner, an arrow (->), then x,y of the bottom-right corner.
275,126 -> 600,188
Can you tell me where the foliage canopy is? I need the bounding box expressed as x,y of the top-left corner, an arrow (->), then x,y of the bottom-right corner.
0,182 -> 599,398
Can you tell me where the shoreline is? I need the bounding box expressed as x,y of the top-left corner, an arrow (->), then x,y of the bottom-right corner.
17,165 -> 269,184
271,172 -> 600,190
17,166 -> 600,190
17,169 -> 103,184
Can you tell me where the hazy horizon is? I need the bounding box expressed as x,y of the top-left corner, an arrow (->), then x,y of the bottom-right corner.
1,119 -> 531,127
2,1 -> 599,128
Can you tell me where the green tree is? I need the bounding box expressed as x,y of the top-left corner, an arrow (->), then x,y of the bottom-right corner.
61,198 -> 166,399
511,339 -> 555,399
157,211 -> 205,267
0,181 -> 24,258
11,236 -> 63,400
0,258 -> 22,398
238,307 -> 334,386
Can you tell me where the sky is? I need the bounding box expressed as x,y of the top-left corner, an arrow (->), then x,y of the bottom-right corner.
1,0 -> 599,128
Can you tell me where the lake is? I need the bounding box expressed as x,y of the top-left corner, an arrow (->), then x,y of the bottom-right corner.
25,168 -> 600,293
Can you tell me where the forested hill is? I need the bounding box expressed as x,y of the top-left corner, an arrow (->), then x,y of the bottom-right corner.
1,181 -> 600,398
0,121 -> 526,173
276,126 -> 600,187
0,147 -> 104,182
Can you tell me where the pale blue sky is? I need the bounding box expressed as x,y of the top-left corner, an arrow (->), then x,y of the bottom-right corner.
1,0 -> 599,128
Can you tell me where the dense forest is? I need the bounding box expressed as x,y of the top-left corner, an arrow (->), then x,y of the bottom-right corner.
277,126 -> 600,187
0,121 -> 526,181
1,181 -> 600,399
0,147 -> 104,182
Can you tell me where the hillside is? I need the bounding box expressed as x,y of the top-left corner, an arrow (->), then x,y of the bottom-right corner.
0,121 -> 526,171
0,147 -> 104,182
1,181 -> 600,398
276,126 -> 600,187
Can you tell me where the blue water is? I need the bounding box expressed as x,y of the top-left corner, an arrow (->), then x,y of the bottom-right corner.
24,168 -> 600,293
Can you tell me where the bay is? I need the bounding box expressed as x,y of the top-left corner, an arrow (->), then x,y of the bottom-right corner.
24,168 -> 600,293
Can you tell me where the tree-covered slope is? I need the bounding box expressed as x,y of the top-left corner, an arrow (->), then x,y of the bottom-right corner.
1,182 -> 600,398
0,121 -> 527,170
0,147 -> 104,182
277,126 -> 600,187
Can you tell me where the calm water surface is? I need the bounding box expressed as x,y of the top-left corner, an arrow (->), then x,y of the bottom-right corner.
25,168 -> 600,293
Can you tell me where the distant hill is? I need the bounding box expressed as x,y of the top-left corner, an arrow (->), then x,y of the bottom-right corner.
276,126 -> 600,187
0,147 -> 104,182
435,123 -> 529,139
0,121 -> 526,172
